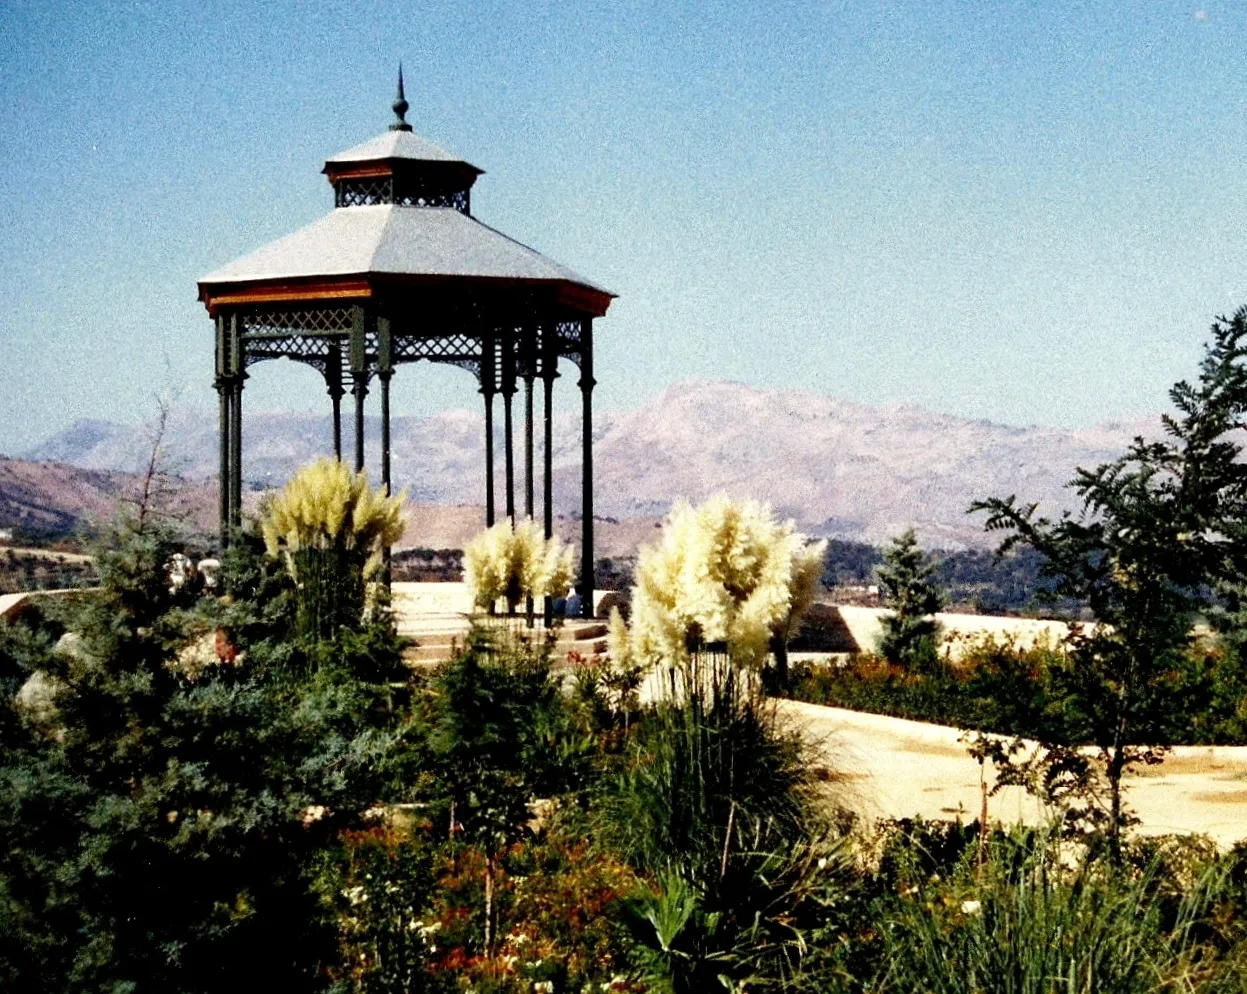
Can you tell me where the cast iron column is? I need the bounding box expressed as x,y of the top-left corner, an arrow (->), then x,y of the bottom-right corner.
542,325 -> 558,626
481,332 -> 496,527
378,318 -> 393,495
350,306 -> 368,473
522,329 -> 536,625
501,334 -> 516,524
215,313 -> 230,546
327,340 -> 344,461
579,320 -> 595,618
229,313 -> 245,531
524,330 -> 535,521
378,317 -> 394,587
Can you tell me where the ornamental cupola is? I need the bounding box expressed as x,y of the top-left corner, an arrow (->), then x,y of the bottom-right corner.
321,69 -> 483,213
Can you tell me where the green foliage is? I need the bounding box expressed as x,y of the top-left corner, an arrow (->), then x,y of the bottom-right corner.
974,307 -> 1247,856
429,629 -> 563,857
825,540 -> 1076,615
877,529 -> 943,669
787,634 -> 1247,747
0,513 -> 415,992
0,547 -> 97,595
868,829 -> 1244,994
315,822 -> 445,994
599,652 -> 840,990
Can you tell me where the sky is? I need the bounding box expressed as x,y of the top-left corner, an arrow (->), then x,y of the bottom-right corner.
1,0 -> 1245,453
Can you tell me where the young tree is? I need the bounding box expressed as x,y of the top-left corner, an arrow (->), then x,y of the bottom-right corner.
428,631 -> 568,957
973,306 -> 1247,859
876,529 -> 943,669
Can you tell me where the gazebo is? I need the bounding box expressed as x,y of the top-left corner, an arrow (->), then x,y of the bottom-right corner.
198,75 -> 615,617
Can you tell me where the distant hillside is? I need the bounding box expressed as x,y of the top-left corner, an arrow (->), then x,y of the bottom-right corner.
0,456 -> 219,543
21,380 -> 1158,549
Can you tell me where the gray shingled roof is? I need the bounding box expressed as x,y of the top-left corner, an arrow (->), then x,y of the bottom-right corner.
199,205 -> 612,294
325,129 -> 480,169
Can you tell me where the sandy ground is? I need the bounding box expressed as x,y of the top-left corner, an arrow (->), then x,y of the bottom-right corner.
781,700 -> 1247,848
388,591 -> 1247,846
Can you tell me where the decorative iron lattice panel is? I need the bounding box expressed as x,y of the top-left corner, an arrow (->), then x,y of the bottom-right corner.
240,310 -> 352,374
242,309 -> 354,337
396,189 -> 469,212
554,319 -> 585,365
335,178 -> 390,208
393,332 -> 481,364
243,336 -> 333,374
334,178 -> 470,214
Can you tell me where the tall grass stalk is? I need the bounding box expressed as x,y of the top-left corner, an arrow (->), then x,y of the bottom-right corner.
876,833 -> 1236,994
602,649 -> 842,990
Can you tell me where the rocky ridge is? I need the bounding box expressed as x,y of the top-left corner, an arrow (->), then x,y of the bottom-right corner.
19,380 -> 1156,549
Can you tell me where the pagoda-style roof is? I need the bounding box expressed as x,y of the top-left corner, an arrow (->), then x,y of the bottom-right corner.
325,128 -> 482,170
199,77 -> 613,319
198,204 -> 613,314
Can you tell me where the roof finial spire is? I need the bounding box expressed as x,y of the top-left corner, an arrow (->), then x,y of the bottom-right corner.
390,65 -> 413,132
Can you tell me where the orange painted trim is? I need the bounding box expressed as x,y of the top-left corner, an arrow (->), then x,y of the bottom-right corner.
323,163 -> 394,181
200,279 -> 373,315
554,282 -> 615,318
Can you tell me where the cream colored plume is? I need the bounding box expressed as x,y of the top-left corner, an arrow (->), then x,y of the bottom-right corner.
628,495 -> 826,668
463,518 -> 576,608
260,458 -> 407,578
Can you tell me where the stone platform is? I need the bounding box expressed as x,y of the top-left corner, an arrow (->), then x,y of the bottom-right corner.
391,582 -> 609,665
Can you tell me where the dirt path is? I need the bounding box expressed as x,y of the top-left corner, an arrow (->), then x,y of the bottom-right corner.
780,700 -> 1247,848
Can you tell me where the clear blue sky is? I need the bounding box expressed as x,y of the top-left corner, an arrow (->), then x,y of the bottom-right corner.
2,0 -> 1244,452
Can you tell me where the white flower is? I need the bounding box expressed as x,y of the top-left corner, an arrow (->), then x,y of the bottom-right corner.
961,899 -> 982,915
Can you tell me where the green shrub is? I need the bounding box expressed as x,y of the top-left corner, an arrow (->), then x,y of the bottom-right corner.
787,634 -> 1247,747
869,830 -> 1244,994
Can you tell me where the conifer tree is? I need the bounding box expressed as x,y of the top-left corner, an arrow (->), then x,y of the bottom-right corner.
876,528 -> 943,669
0,510 -> 416,991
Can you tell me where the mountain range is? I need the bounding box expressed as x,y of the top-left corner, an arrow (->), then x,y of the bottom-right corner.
14,381 -> 1156,550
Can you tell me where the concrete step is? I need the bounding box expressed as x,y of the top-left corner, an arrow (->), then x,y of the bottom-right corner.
396,619 -> 607,644
401,634 -> 609,667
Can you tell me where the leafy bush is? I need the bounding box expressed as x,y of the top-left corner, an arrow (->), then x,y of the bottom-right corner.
787,634 -> 1247,747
